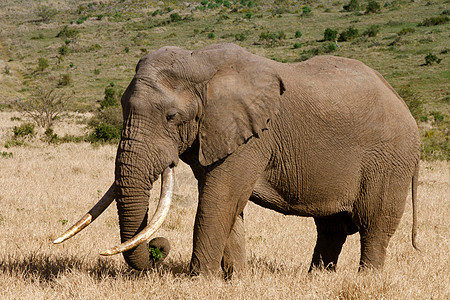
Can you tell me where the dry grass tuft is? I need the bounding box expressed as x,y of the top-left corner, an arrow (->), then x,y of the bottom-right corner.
0,112 -> 448,299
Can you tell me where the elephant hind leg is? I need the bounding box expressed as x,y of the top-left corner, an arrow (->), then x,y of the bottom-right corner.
309,212 -> 357,272
221,212 -> 246,280
355,174 -> 409,270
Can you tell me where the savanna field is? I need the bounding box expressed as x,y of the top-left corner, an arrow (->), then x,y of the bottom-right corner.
0,0 -> 449,299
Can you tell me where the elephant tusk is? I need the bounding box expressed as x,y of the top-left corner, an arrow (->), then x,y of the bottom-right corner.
53,184 -> 116,244
100,167 -> 174,256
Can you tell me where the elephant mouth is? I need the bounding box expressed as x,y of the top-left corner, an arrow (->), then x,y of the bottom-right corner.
53,167 -> 174,256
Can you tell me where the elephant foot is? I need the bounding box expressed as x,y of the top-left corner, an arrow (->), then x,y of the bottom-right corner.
148,237 -> 170,265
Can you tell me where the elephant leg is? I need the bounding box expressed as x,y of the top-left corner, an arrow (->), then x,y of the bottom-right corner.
189,146 -> 266,276
221,212 -> 246,279
355,174 -> 409,270
309,212 -> 357,272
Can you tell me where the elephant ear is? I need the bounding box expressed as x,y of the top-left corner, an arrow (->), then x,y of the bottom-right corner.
198,59 -> 285,166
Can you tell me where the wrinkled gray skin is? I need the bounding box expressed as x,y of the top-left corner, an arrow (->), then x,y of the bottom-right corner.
115,43 -> 420,276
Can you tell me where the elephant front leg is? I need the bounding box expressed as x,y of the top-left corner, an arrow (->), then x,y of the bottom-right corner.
221,212 -> 245,279
189,151 -> 266,276
189,187 -> 250,276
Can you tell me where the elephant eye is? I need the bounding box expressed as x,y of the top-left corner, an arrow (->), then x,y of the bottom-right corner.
166,112 -> 180,122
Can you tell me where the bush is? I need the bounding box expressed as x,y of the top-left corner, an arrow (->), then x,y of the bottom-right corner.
363,25 -> 380,37
235,33 -> 246,41
338,27 -> 359,42
260,31 -> 286,41
170,13 -> 182,23
343,0 -> 360,12
365,0 -> 381,14
295,30 -> 302,38
36,58 -> 49,72
59,74 -> 72,86
301,6 -> 312,16
90,123 -> 122,142
293,42 -> 302,49
19,87 -> 68,130
207,32 -> 215,39
56,26 -> 79,38
13,123 -> 35,138
100,86 -> 121,109
398,27 -> 415,35
37,6 -> 58,23
58,45 -> 69,56
324,28 -> 338,41
424,53 -> 442,65
418,16 -> 449,26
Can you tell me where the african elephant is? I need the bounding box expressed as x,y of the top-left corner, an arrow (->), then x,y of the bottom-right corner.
55,43 -> 420,277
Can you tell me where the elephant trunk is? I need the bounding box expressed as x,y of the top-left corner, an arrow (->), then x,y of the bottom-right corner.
109,137 -> 173,270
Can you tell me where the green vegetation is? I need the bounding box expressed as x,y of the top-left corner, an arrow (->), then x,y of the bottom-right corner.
323,28 -> 338,41
343,0 -> 360,12
0,0 -> 447,159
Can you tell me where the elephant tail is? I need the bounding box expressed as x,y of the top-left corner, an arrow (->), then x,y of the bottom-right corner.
411,163 -> 420,251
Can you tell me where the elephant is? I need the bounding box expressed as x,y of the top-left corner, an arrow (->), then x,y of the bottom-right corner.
54,43 -> 420,277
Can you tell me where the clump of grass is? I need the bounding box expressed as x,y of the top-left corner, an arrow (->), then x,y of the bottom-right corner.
301,6 -> 312,17
295,30 -> 302,38
338,26 -> 359,42
36,58 -> 49,72
365,0 -> 381,14
13,123 -> 35,138
36,6 -> 58,23
424,53 -> 442,65
363,25 -> 380,37
56,25 -> 79,38
343,0 -> 360,12
398,27 -> 415,35
418,16 -> 449,26
293,42 -> 302,49
324,28 -> 338,41
59,74 -> 72,86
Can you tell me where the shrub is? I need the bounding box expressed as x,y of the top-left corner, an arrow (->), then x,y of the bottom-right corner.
207,32 -> 215,39
76,16 -> 88,24
36,58 -> 49,72
59,45 -> 69,56
56,26 -> 79,38
338,27 -> 359,42
363,25 -> 380,37
365,0 -> 381,14
295,30 -> 302,38
235,33 -> 246,41
97,14 -> 104,20
100,86 -> 120,109
343,0 -> 360,12
13,123 -> 35,138
398,27 -> 415,35
301,6 -> 312,16
424,53 -> 442,65
59,74 -> 72,86
37,6 -> 58,23
325,43 -> 337,52
19,87 -> 68,130
90,123 -> 122,142
418,16 -> 449,26
293,42 -> 302,49
324,28 -> 338,41
170,13 -> 182,23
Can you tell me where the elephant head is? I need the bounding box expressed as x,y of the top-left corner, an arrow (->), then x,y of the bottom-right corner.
54,44 -> 285,270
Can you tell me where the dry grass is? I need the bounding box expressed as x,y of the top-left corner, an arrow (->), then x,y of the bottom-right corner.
0,111 -> 448,299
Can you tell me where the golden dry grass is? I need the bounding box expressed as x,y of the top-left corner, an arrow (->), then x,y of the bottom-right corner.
0,112 -> 448,299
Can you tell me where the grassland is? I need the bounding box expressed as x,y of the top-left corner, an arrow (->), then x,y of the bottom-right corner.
0,111 -> 449,299
0,0 -> 449,299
